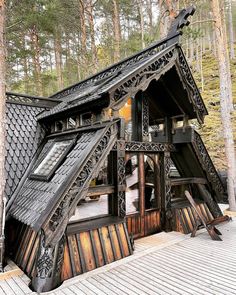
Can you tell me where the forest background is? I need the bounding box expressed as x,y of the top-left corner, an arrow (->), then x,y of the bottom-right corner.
5,0 -> 236,171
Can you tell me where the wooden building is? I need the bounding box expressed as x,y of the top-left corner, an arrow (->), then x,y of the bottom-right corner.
5,7 -> 224,293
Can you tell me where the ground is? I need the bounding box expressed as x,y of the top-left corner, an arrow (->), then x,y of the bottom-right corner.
0,205 -> 235,295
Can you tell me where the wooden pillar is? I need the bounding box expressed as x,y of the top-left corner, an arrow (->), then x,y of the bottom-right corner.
132,92 -> 149,142
160,152 -> 172,231
138,152 -> 145,237
31,231 -> 65,293
111,141 -> 126,217
142,95 -> 149,142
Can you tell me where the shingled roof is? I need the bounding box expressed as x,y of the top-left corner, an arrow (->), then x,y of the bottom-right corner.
9,121 -> 118,236
5,93 -> 60,205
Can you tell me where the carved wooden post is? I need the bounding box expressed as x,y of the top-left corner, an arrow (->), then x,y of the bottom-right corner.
160,151 -> 172,231
32,231 -> 65,293
142,95 -> 149,142
117,140 -> 126,217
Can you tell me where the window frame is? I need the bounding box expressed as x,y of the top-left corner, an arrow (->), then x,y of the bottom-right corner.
30,137 -> 75,182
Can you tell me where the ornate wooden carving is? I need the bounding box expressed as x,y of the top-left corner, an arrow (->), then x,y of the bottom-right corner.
6,92 -> 58,107
51,41 -> 170,101
117,140 -> 126,217
176,47 -> 207,123
160,152 -> 172,231
32,231 -> 65,293
113,141 -> 175,152
44,124 -> 118,246
110,46 -> 177,109
142,95 -> 149,141
192,131 -> 224,199
168,6 -> 196,38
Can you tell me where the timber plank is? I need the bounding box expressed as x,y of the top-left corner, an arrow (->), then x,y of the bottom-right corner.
89,230 -> 100,268
158,248 -> 236,286
117,223 -> 130,256
61,239 -> 73,281
68,285 -> 86,295
76,234 -> 87,273
103,271 -> 138,295
100,227 -> 114,264
79,232 -> 96,271
118,264 -> 182,295
12,276 -> 31,294
92,229 -> 104,267
89,275 -> 121,295
82,279 -> 110,295
109,268 -> 160,295
5,278 -> 25,295
133,258 -> 203,295
108,225 -> 122,260
0,280 -> 15,295
143,253 -> 231,295
26,235 -> 39,277
68,235 -> 82,276
150,251 -> 235,294
70,283 -> 94,295
21,231 -> 37,270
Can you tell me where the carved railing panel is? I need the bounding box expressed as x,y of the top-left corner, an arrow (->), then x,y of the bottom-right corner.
192,130 -> 224,199
176,47 -> 207,123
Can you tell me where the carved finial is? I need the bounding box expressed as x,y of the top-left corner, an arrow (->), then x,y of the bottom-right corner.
168,6 -> 196,37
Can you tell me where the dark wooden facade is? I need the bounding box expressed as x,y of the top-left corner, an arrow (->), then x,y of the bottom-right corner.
5,7 -> 225,293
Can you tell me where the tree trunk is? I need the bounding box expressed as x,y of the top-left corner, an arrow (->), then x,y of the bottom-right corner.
0,0 -> 6,271
137,0 -> 145,49
54,33 -> 64,90
112,0 -> 121,62
86,0 -> 98,73
146,0 -> 153,33
159,0 -> 178,39
211,0 -> 236,211
228,0 -> 235,59
221,1 -> 233,109
30,24 -> 42,96
79,0 -> 87,78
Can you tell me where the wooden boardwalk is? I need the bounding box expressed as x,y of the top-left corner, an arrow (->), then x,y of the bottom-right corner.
1,217 -> 236,295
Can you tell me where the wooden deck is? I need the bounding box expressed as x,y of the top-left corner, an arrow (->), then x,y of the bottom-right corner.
1,216 -> 236,295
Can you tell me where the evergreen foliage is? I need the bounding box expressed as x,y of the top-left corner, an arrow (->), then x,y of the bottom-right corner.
5,0 -> 236,170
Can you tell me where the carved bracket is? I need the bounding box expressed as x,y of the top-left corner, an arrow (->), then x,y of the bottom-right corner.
168,6 -> 196,37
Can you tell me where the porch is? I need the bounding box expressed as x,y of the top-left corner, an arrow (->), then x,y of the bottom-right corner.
0,209 -> 235,295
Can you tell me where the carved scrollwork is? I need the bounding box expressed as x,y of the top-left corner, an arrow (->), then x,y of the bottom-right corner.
35,231 -> 54,279
177,48 -> 207,123
111,47 -> 177,108
52,43 -> 168,101
124,141 -> 175,152
164,152 -> 172,209
117,156 -> 126,217
47,124 -> 118,243
193,131 -> 224,196
142,95 -> 149,141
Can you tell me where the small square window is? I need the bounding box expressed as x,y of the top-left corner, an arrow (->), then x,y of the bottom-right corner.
80,112 -> 92,126
31,140 -> 73,181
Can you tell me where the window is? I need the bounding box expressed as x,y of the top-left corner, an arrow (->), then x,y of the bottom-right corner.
125,155 -> 139,214
119,98 -> 132,141
80,112 -> 92,126
31,140 -> 73,181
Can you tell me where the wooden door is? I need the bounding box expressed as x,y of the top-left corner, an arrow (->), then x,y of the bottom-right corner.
125,153 -> 161,239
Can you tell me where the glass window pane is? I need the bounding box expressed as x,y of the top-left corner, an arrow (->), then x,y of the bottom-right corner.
33,141 -> 71,176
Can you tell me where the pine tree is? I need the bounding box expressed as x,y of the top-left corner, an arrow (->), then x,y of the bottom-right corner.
0,0 -> 6,272
211,0 -> 236,211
